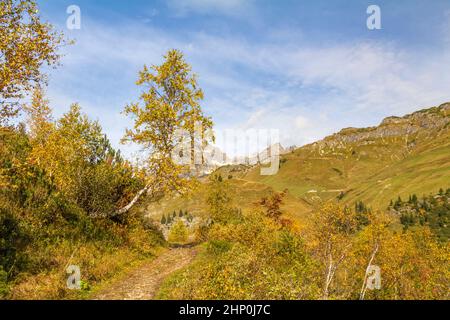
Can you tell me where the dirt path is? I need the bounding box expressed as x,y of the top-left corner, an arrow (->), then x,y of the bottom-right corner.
92,247 -> 197,300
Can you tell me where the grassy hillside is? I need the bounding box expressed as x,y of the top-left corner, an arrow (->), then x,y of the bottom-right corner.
242,103 -> 450,211
145,177 -> 312,224
149,103 -> 450,226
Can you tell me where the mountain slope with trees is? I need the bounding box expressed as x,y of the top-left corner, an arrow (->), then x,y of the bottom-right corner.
243,103 -> 450,210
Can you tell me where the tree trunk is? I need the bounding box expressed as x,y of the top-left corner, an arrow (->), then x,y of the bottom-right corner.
360,242 -> 379,300
110,184 -> 150,217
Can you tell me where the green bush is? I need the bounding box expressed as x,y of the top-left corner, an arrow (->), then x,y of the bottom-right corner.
0,267 -> 9,299
168,220 -> 188,244
0,206 -> 30,275
206,240 -> 232,255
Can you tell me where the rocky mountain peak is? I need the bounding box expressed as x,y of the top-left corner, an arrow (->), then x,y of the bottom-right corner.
312,102 -> 450,152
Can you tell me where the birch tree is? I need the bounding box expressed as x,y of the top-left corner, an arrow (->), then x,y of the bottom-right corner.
0,0 -> 68,124
121,49 -> 213,214
309,203 -> 357,299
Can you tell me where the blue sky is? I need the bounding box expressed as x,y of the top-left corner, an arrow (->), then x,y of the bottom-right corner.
36,0 -> 450,158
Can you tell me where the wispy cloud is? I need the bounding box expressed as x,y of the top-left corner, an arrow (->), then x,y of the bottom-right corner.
45,9 -> 450,158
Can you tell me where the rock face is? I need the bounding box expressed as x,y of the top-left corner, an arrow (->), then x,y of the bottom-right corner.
311,103 -> 450,151
439,102 -> 450,113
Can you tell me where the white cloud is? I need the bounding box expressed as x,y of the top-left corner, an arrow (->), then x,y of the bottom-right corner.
45,16 -> 450,159
295,116 -> 310,129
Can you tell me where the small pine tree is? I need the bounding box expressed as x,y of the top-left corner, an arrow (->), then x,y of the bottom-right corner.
394,196 -> 402,210
161,214 -> 166,225
179,209 -> 183,217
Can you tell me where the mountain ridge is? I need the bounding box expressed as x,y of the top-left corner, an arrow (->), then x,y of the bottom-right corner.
241,102 -> 450,210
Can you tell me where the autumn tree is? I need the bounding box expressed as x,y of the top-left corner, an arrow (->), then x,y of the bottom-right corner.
121,49 -> 213,214
23,86 -> 54,144
0,0 -> 68,124
207,174 -> 234,223
258,189 -> 287,222
308,203 -> 358,299
372,227 -> 449,299
354,211 -> 392,300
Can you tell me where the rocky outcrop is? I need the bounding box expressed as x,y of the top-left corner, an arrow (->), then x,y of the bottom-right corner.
312,103 -> 450,151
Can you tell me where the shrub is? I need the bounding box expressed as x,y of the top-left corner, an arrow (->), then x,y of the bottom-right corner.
0,206 -> 30,275
168,220 -> 188,244
0,267 -> 9,298
206,240 -> 232,255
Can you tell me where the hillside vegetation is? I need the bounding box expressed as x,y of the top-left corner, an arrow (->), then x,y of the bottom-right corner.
1,1 -> 448,300
243,103 -> 450,210
156,104 -> 450,300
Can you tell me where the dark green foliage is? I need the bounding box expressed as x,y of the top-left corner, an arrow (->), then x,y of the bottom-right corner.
0,125 -> 152,292
393,196 -> 403,210
0,207 -> 30,275
393,189 -> 450,241
207,239 -> 232,255
354,201 -> 371,229
75,160 -> 143,219
0,266 -> 9,298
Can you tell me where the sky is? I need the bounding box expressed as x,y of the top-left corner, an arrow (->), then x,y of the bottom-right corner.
36,0 -> 450,158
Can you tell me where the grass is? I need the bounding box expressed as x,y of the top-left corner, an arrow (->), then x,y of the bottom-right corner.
239,119 -> 450,212
6,219 -> 165,300
146,177 -> 312,224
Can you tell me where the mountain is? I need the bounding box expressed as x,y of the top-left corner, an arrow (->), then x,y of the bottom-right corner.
193,142 -> 291,175
146,102 -> 449,223
242,102 -> 450,210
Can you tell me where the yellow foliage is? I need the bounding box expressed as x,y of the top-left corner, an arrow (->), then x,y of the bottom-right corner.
123,49 -> 213,197
0,0 -> 68,124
